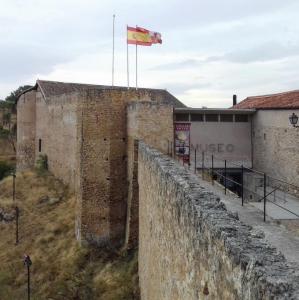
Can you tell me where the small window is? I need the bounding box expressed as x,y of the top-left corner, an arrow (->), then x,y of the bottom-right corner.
235,114 -> 248,122
264,133 -> 266,140
190,114 -> 203,122
205,114 -> 218,122
220,114 -> 233,122
39,139 -> 42,152
175,114 -> 189,121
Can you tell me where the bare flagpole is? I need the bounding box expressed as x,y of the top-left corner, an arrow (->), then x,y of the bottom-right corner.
135,25 -> 138,90
112,14 -> 115,86
135,43 -> 138,90
127,25 -> 129,89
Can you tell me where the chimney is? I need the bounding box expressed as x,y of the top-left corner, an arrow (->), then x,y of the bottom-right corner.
233,94 -> 237,106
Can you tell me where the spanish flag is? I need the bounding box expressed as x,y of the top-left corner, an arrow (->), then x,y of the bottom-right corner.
127,26 -> 162,46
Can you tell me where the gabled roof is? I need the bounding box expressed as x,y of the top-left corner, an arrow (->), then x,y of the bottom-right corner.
233,90 -> 299,110
18,80 -> 186,108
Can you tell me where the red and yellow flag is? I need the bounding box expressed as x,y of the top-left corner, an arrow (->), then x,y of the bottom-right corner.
127,26 -> 162,46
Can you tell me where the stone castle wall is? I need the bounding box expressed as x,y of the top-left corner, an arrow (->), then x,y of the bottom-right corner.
75,89 -> 174,246
17,89 -> 80,189
252,109 -> 299,193
138,142 -> 299,300
17,91 -> 36,170
17,86 -> 176,247
125,101 -> 173,248
35,89 -> 80,189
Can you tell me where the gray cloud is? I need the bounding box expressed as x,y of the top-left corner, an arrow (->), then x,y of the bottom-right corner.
152,41 -> 299,72
149,59 -> 202,71
1,0 -> 299,102
0,45 -> 66,82
159,82 -> 212,95
220,41 -> 299,63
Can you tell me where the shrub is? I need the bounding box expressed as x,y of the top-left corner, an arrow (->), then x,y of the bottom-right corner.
0,128 -> 10,138
35,154 -> 48,173
0,161 -> 14,181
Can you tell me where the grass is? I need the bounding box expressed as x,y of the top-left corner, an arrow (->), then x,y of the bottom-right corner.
0,137 -> 16,177
0,171 -> 139,300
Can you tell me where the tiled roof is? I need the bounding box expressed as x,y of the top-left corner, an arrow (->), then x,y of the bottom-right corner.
233,90 -> 299,109
19,80 -> 186,108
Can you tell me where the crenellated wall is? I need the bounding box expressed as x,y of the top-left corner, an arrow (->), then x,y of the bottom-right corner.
138,142 -> 299,300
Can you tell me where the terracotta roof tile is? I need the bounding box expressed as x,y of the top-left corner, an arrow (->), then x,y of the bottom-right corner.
233,90 -> 299,109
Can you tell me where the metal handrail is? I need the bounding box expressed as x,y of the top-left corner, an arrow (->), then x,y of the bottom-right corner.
212,170 -> 242,187
257,186 -> 281,203
266,175 -> 299,190
189,150 -> 299,221
200,151 -> 299,191
170,146 -> 299,220
267,199 -> 299,218
209,166 -> 299,220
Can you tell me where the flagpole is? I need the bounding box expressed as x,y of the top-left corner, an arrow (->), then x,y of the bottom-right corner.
112,14 -> 115,86
135,43 -> 138,90
135,24 -> 138,90
127,25 -> 129,89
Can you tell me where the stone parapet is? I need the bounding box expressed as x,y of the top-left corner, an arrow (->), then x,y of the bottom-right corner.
138,141 -> 299,300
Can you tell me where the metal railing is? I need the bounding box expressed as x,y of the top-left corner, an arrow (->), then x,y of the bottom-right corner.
167,143 -> 299,222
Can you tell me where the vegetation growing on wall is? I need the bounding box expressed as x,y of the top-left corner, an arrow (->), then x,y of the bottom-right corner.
35,154 -> 48,174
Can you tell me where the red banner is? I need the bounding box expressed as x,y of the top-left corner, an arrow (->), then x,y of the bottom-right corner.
174,123 -> 191,163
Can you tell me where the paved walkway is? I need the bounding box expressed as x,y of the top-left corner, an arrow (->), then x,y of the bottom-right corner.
196,174 -> 299,265
253,186 -> 299,220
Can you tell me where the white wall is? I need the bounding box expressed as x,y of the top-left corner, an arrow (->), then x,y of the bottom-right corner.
189,120 -> 252,168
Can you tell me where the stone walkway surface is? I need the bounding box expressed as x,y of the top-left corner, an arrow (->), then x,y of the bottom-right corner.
253,186 -> 299,220
197,175 -> 299,265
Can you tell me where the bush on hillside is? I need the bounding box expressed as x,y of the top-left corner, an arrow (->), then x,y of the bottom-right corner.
35,154 -> 48,173
0,161 -> 14,181
0,128 -> 10,138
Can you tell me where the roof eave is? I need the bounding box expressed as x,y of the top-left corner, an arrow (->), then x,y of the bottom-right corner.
16,84 -> 38,103
175,107 -> 256,114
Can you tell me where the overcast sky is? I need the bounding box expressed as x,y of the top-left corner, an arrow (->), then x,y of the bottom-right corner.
0,0 -> 298,107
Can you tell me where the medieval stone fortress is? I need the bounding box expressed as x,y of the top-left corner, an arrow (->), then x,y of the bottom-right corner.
15,79 -> 299,299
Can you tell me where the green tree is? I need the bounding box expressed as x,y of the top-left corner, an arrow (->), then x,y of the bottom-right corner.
0,100 -> 13,109
5,85 -> 33,103
3,85 -> 33,114
3,112 -> 11,127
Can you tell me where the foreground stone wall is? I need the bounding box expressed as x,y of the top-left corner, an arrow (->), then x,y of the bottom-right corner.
138,142 -> 299,300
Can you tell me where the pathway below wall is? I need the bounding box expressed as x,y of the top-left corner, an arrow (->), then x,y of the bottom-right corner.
197,174 -> 299,266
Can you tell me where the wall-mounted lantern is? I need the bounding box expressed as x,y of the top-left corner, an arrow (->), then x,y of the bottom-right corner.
289,113 -> 299,128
